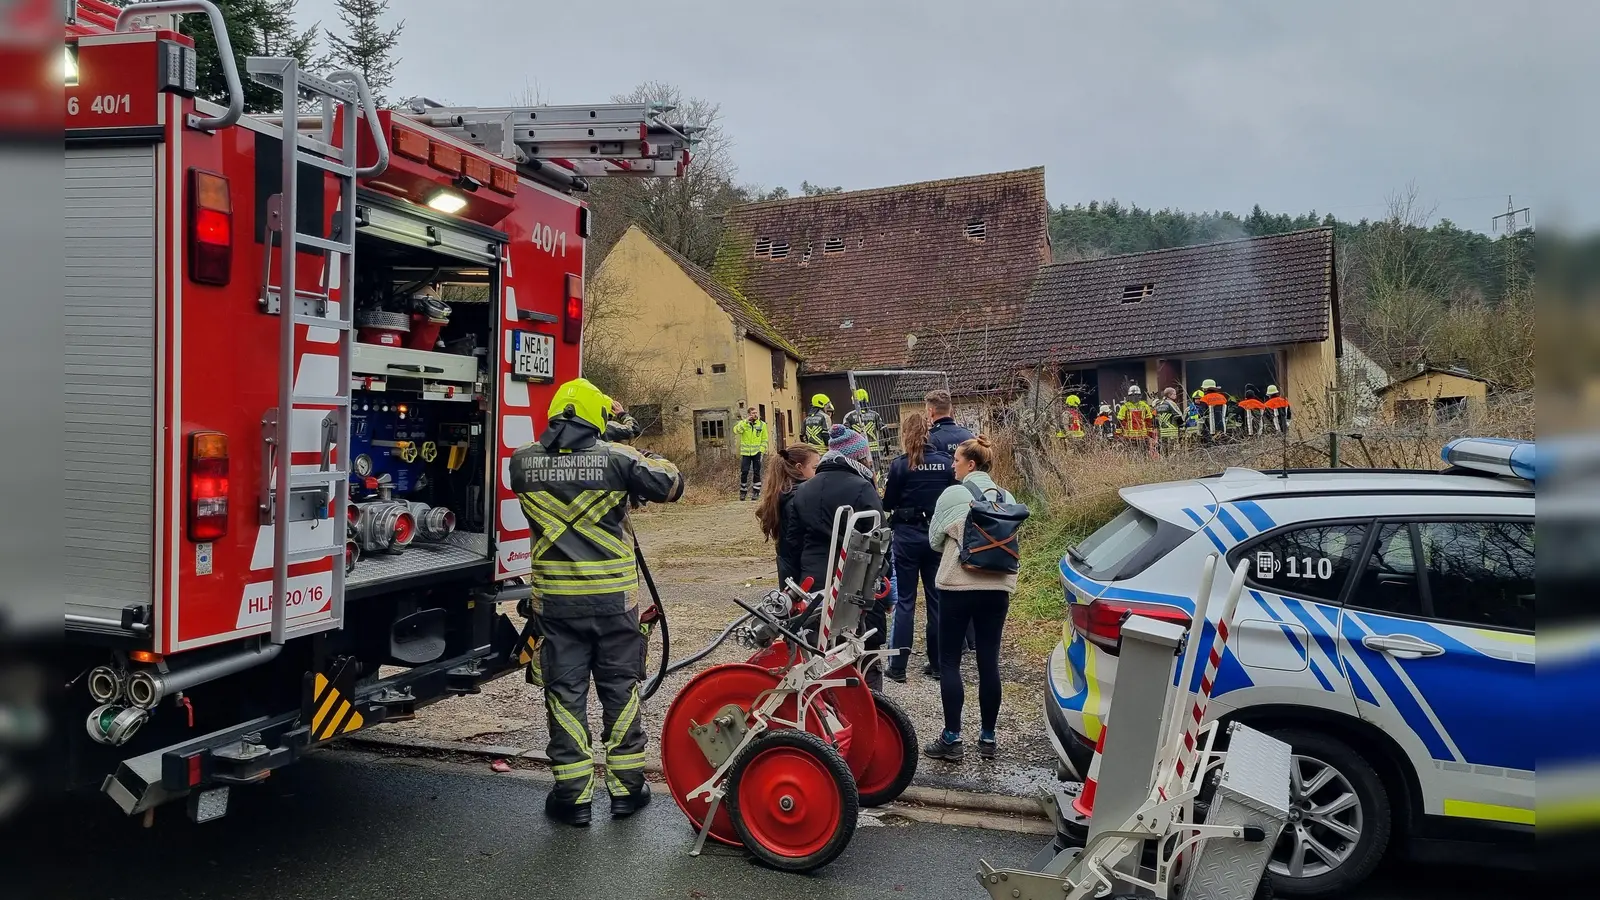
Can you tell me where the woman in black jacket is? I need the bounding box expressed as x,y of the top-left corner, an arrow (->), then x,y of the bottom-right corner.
782,425 -> 887,686
757,444 -> 819,589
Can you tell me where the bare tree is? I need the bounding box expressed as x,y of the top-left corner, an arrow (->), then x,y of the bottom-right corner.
583,81 -> 743,272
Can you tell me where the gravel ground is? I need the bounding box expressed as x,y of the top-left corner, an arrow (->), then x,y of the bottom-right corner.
377,499 -> 1058,797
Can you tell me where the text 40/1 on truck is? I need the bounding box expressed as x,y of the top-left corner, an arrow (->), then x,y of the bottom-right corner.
61,0 -> 695,822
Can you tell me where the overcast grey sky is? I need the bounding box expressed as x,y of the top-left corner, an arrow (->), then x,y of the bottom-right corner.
300,0 -> 1588,232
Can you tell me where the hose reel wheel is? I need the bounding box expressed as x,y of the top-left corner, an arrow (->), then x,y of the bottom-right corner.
727,729 -> 858,873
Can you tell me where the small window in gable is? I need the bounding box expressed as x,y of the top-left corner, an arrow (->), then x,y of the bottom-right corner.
754,237 -> 772,258
711,363 -> 727,374
1121,282 -> 1155,303
770,240 -> 790,259
965,220 -> 987,241
823,237 -> 845,255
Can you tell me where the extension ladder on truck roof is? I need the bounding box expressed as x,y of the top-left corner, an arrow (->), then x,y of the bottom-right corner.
406,99 -> 700,188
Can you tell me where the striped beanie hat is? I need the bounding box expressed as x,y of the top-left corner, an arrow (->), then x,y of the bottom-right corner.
827,424 -> 872,465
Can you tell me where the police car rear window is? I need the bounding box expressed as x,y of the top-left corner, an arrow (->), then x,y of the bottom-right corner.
1072,507 -> 1163,580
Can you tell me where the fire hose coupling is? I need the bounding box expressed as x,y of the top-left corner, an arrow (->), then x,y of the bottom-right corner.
86,703 -> 148,747
352,500 -> 418,554
406,502 -> 457,541
86,665 -> 126,705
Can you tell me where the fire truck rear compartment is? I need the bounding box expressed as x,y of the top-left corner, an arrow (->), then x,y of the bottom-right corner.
343,227 -> 500,592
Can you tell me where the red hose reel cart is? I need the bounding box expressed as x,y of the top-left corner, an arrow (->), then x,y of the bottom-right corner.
659,508 -> 918,872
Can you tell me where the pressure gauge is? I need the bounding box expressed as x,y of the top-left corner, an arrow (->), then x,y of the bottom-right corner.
353,453 -> 374,477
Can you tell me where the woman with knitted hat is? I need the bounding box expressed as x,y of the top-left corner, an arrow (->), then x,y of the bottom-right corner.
782,424 -> 888,688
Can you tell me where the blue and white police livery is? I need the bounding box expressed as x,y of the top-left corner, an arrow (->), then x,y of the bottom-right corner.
1045,439 -> 1535,898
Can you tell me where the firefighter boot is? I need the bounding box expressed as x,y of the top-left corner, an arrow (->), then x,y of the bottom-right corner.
545,792 -> 593,827
611,780 -> 651,817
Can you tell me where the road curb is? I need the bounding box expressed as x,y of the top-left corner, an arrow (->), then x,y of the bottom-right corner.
342,731 -> 1048,820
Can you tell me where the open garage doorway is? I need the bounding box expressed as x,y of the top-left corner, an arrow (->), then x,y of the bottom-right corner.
1184,352 -> 1282,399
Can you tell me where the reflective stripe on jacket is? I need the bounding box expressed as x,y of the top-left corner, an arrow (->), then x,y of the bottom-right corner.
510,416 -> 684,617
1117,400 -> 1155,438
733,418 -> 767,456
802,411 -> 831,448
842,408 -> 885,450
1153,399 -> 1183,438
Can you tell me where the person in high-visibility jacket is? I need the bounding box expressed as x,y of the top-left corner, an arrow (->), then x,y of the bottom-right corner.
1093,403 -> 1116,439
1184,390 -> 1204,438
1263,384 -> 1293,432
802,393 -> 834,449
1116,384 -> 1156,446
509,378 -> 685,828
1198,378 -> 1230,440
1237,386 -> 1266,436
1057,394 -> 1087,440
732,406 -> 769,501
842,388 -> 886,456
1153,387 -> 1184,452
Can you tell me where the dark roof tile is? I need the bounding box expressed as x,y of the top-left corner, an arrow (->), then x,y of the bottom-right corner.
1009,228 -> 1337,366
716,168 -> 1050,373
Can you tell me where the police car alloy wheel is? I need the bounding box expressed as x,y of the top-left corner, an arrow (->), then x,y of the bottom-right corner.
1266,729 -> 1391,898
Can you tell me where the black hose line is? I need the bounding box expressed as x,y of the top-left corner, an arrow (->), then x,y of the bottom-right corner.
635,539 -> 673,702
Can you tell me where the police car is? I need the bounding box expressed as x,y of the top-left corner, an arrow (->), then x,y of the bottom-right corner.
1045,438 -> 1535,897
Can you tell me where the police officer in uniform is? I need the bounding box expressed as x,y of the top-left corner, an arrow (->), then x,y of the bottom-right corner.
802,393 -> 834,449
510,378 -> 685,827
924,389 -> 975,455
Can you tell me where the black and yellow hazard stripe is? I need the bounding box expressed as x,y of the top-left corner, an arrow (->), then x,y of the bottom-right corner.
309,672 -> 366,742
518,631 -> 543,686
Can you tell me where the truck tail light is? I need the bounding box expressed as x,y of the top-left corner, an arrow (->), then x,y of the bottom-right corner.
1070,597 -> 1191,654
187,432 -> 229,541
562,274 -> 583,344
188,169 -> 232,286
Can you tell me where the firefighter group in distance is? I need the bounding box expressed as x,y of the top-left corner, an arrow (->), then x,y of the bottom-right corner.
1059,379 -> 1293,456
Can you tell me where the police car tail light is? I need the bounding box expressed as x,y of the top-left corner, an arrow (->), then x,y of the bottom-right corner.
186,432 -> 229,541
1071,598 -> 1191,653
562,274 -> 583,344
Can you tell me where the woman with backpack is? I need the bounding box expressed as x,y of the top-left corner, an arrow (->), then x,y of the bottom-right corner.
758,444 -> 820,589
924,436 -> 1023,762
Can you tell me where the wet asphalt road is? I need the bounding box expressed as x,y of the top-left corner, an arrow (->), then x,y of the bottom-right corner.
8,751 -> 1520,900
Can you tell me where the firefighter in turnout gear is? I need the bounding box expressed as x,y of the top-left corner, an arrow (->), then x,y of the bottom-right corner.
802,393 -> 834,449
1237,386 -> 1265,436
842,388 -> 886,456
733,405 -> 768,500
1094,403 -> 1116,439
1185,390 -> 1205,439
1153,386 -> 1184,454
1116,384 -> 1156,451
604,398 -> 639,443
1198,378 -> 1230,440
509,378 -> 685,827
1057,394 -> 1087,440
1264,384 -> 1292,432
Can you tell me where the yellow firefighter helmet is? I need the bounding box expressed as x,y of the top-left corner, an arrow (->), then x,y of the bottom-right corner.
548,378 -> 609,431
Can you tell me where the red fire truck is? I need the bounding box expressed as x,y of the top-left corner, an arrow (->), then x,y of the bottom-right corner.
61,0 -> 693,821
